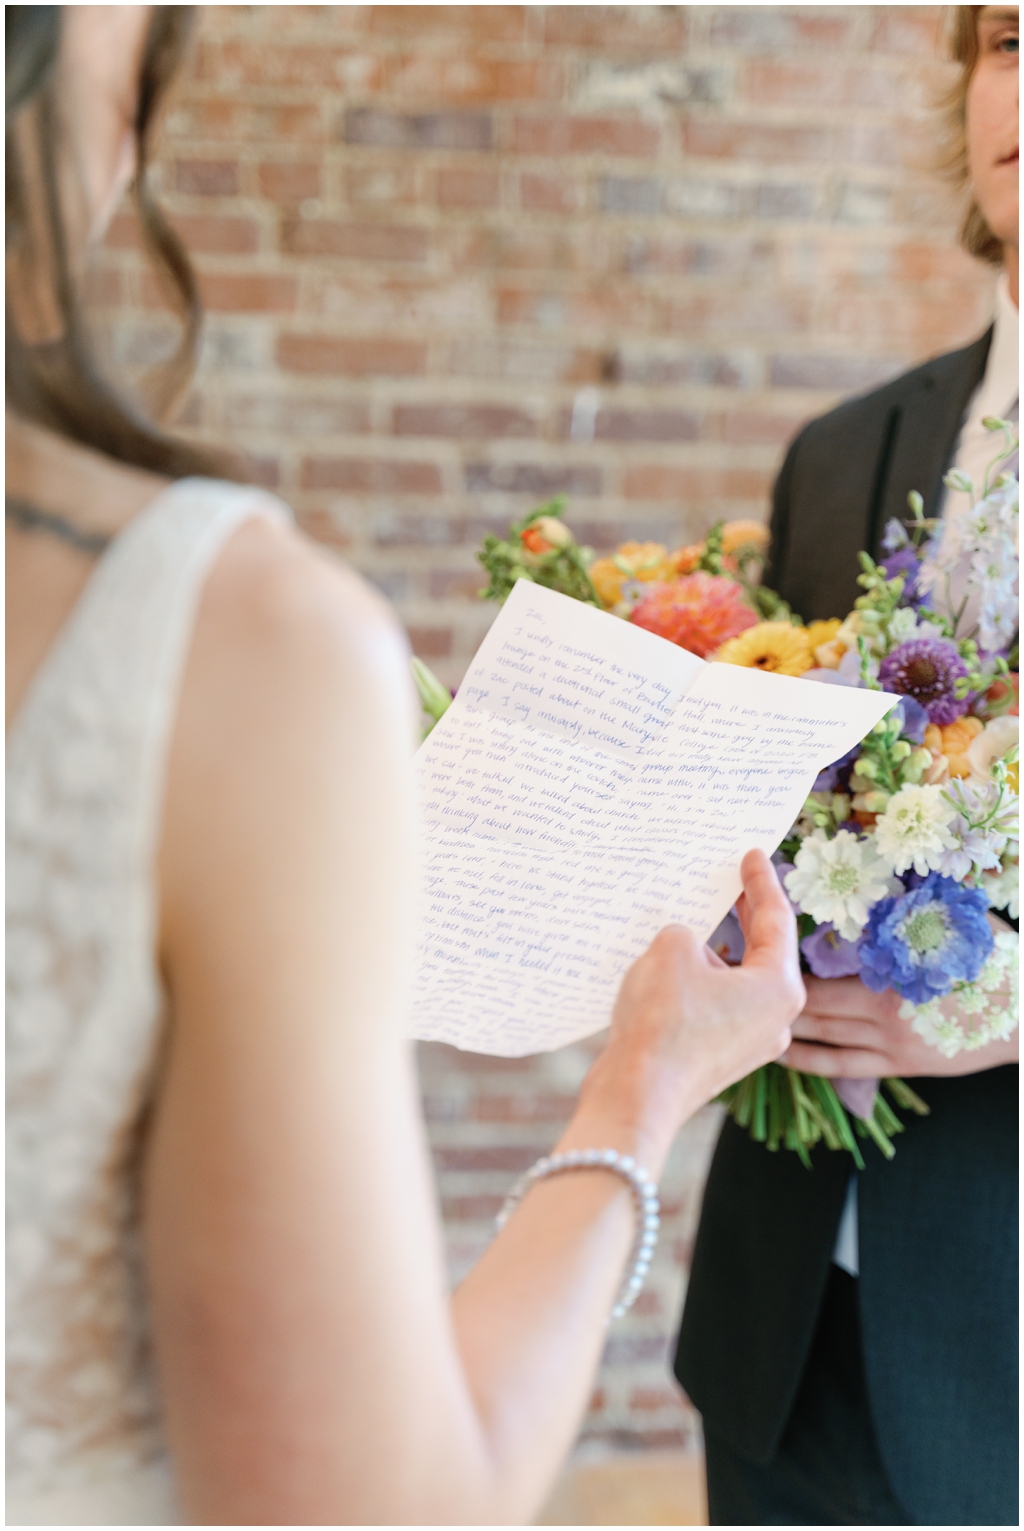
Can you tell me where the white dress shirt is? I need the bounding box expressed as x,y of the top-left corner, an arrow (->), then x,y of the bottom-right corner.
832,274 -> 1018,1281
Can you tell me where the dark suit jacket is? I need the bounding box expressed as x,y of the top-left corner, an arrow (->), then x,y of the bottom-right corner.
675,329 -> 1020,1528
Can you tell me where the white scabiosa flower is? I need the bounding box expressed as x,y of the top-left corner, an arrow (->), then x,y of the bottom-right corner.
874,784 -> 959,876
784,829 -> 896,941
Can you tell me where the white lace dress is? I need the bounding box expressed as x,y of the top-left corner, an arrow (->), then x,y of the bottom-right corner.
7,479 -> 288,1526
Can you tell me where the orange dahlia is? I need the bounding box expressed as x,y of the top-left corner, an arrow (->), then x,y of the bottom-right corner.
630,573 -> 759,658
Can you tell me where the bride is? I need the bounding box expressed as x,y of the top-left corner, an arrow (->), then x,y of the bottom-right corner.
6,8 -> 804,1524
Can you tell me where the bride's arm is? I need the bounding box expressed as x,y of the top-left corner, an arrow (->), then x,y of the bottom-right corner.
147,516 -> 801,1525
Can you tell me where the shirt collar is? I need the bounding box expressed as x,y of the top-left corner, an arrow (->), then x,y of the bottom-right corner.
972,271 -> 1019,423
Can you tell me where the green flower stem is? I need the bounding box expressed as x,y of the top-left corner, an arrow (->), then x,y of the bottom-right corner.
719,1065 -> 929,1167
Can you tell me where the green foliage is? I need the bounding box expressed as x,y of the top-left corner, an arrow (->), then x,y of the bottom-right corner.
477,496 -> 602,607
411,656 -> 453,740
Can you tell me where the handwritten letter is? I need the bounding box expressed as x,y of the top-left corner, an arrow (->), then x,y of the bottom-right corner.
411,582 -> 894,1055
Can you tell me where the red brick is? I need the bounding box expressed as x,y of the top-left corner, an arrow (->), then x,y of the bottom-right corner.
454,226 -> 607,276
346,163 -> 421,205
744,61 -> 900,111
542,7 -> 688,50
513,116 -> 661,159
683,120 -> 839,163
277,334 -> 428,377
436,167 -> 501,210
344,109 -> 494,152
201,39 -> 381,90
199,272 -> 298,312
300,457 -> 443,493
474,1093 -> 577,1124
629,1387 -> 685,1412
368,6 -> 527,41
714,409 -> 808,448
173,158 -> 239,196
429,568 -> 489,600
769,353 -> 905,392
383,55 -> 562,103
237,453 -> 281,489
173,214 -> 260,255
464,462 -> 602,497
622,466 -> 767,501
393,404 -> 537,440
281,219 -> 429,263
168,100 -> 326,142
624,234 -> 775,280
668,289 -> 813,335
500,284 -> 649,330
709,9 -> 858,50
113,209 -> 259,255
574,408 -> 701,444
223,394 -> 371,435
519,172 -> 587,214
434,1145 -> 538,1172
407,625 -> 454,660
447,338 -> 602,385
371,514 -> 506,548
258,162 -> 323,203
294,508 -> 353,550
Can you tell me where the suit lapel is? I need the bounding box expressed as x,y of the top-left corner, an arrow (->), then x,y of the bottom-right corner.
871,329 -> 993,554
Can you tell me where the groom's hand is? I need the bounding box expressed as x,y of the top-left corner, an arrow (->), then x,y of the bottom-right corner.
784,975 -> 1020,1078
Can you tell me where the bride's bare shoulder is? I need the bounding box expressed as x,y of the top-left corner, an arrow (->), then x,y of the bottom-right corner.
169,505 -> 415,793
201,508 -> 403,670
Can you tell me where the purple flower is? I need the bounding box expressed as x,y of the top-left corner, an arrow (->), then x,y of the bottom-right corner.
801,923 -> 864,978
857,872 -> 993,1004
890,695 -> 929,744
881,545 -> 922,602
878,638 -> 970,725
708,909 -> 744,964
813,743 -> 859,792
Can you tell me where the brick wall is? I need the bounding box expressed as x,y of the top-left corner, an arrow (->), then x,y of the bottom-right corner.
93,4 -> 997,1461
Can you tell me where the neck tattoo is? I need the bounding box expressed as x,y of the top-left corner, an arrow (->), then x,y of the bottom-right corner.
5,496 -> 113,557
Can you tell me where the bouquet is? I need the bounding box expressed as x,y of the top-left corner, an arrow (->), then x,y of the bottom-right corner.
415,421 -> 1019,1166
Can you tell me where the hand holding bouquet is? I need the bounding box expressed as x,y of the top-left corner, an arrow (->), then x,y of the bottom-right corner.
417,419 -> 1018,1164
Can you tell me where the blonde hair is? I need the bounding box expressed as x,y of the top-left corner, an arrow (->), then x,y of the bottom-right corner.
935,5 -> 1004,265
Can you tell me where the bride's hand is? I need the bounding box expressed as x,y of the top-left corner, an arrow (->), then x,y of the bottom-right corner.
574,849 -> 804,1174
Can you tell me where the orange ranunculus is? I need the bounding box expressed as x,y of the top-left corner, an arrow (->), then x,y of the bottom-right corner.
721,519 -> 769,556
630,573 -> 759,658
668,543 -> 704,576
519,516 -> 573,557
935,715 -> 984,777
589,542 -> 672,608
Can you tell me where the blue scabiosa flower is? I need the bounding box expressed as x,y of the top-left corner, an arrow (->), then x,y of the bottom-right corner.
878,637 -> 970,725
857,872 -> 994,1003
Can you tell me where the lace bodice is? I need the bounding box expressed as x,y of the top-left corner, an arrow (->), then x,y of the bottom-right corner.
7,479 -> 288,1526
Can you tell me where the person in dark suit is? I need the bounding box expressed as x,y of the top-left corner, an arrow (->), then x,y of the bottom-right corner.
674,7 -> 1019,1525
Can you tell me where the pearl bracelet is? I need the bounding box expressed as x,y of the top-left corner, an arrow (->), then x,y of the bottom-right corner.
495,1148 -> 661,1320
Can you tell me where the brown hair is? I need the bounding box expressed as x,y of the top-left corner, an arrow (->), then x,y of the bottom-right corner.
936,4 -> 1005,265
5,5 -> 222,477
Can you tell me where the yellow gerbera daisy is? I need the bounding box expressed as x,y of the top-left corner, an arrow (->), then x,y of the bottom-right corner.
805,619 -> 842,650
713,621 -> 814,676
